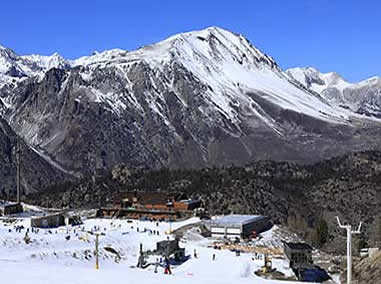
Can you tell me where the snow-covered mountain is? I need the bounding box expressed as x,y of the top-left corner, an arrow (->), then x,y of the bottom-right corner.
1,27 -> 381,175
69,28 -> 349,126
0,45 -> 68,83
287,67 -> 381,118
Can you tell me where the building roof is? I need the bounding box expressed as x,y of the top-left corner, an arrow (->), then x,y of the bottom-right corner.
210,214 -> 267,227
31,212 -> 65,220
284,242 -> 313,251
178,199 -> 201,205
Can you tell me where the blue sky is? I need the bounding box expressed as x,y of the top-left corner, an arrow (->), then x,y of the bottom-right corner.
1,0 -> 379,82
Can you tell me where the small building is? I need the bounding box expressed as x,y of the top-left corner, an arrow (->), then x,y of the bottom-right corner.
0,202 -> 23,216
31,213 -> 66,228
209,215 -> 271,239
64,213 -> 83,226
156,239 -> 185,260
31,212 -> 83,228
284,242 -> 313,268
284,242 -> 330,282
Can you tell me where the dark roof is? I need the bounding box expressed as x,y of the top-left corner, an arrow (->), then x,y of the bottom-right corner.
284,242 -> 313,251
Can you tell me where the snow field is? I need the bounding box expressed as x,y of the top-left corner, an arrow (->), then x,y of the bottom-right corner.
0,216 -> 318,284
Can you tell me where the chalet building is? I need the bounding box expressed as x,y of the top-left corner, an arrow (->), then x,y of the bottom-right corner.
106,191 -> 201,221
98,207 -> 181,220
114,191 -> 201,212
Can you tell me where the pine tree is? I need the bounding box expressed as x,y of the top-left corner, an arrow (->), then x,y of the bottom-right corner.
316,218 -> 329,247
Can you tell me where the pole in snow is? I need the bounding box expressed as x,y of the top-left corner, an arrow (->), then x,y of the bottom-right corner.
88,231 -> 105,270
336,216 -> 362,284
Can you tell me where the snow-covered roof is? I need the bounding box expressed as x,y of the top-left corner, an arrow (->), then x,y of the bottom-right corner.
210,214 -> 267,227
0,201 -> 19,210
178,199 -> 200,205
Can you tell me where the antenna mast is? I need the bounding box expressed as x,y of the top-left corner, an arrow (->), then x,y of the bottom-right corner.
336,216 -> 362,284
89,150 -> 102,208
16,138 -> 21,204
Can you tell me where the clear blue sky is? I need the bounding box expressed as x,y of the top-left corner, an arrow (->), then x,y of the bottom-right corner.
1,0 -> 379,82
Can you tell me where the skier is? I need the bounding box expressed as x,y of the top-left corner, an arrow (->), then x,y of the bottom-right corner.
194,249 -> 198,259
212,253 -> 216,261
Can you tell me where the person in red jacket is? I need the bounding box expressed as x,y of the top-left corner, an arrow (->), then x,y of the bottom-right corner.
164,257 -> 172,274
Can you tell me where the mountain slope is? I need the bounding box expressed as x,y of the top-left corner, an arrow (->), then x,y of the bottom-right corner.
0,117 -> 69,195
287,67 -> 381,118
1,27 -> 381,173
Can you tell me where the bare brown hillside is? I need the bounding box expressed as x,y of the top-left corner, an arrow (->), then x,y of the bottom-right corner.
341,250 -> 381,284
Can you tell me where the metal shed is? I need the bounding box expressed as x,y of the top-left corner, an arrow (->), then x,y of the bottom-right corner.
31,213 -> 66,228
209,215 -> 271,239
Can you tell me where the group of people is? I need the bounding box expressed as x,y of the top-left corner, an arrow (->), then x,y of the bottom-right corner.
135,226 -> 160,236
12,225 -> 25,233
10,225 -> 42,235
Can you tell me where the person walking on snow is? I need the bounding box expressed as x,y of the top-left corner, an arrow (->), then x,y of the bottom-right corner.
164,257 -> 172,274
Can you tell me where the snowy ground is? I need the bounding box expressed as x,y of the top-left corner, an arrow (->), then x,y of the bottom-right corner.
0,214 -> 320,284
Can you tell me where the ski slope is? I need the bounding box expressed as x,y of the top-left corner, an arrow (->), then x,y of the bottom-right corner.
0,215 -> 320,284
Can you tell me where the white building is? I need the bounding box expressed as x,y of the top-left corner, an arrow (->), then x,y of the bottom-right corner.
209,215 -> 271,239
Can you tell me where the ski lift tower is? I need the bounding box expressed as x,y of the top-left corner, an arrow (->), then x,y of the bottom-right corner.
336,216 -> 362,284
88,231 -> 105,269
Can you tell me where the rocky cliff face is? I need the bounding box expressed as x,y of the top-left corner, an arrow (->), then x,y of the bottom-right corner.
0,27 -> 381,176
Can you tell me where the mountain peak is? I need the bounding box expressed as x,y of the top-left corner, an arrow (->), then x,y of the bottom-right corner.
0,44 -> 17,58
160,26 -> 279,70
70,27 -> 278,74
287,66 -> 350,90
